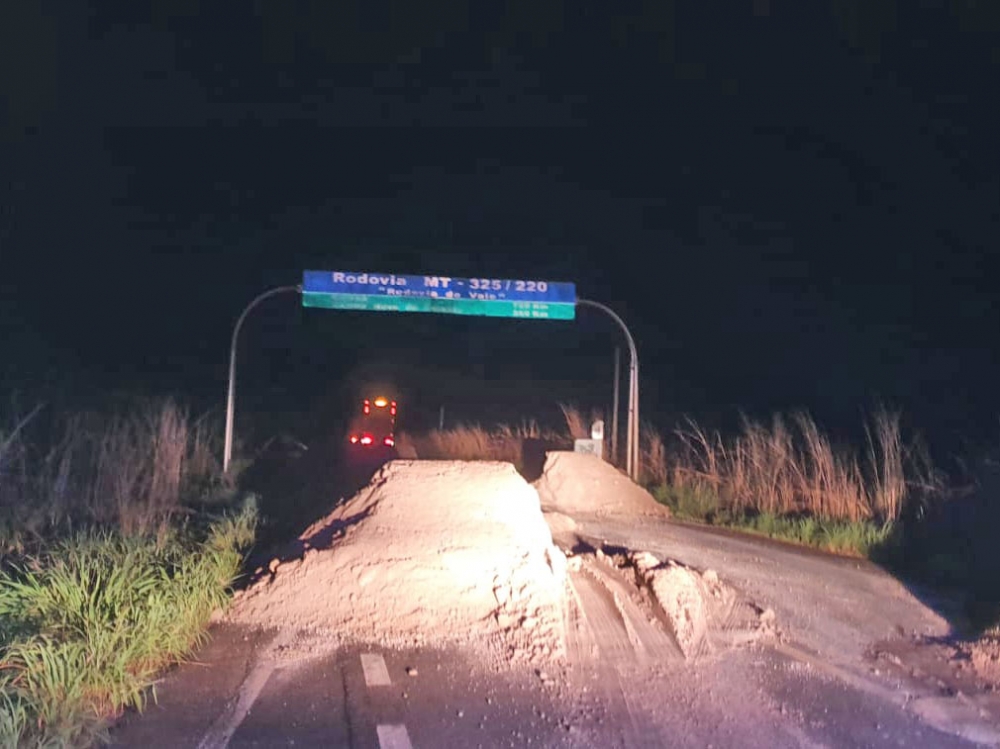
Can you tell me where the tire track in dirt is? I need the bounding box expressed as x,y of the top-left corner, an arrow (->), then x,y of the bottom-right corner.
566,563 -> 636,663
563,563 -> 667,746
574,554 -> 684,664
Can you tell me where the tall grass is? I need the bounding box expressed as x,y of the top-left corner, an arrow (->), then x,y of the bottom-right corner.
1,398 -> 228,552
641,423 -> 668,485
1,395 -> 255,747
400,420 -> 567,470
557,403 -> 590,440
652,477 -> 894,557
402,404 -> 610,463
405,424 -> 516,462
0,502 -> 257,747
648,408 -> 936,525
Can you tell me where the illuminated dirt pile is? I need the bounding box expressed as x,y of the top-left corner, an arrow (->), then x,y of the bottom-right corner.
228,460 -> 568,666
533,451 -> 670,518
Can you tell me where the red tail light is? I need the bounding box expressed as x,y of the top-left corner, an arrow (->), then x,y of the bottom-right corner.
383,436 -> 395,447
349,435 -> 359,444
359,434 -> 374,445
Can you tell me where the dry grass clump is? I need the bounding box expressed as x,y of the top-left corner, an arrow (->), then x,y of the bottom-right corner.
558,403 -> 590,440
1,398 -> 226,550
402,420 -> 557,464
404,424 -> 519,463
641,423 -> 668,486
645,408 -> 938,524
400,416 -> 575,471
401,404 -> 621,473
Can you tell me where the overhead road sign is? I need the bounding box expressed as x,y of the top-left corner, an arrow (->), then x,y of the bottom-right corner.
303,292 -> 575,320
225,273 -> 639,483
302,270 -> 576,320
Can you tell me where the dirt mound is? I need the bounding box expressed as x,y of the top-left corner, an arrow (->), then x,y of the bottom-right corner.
533,451 -> 670,518
227,460 -> 568,667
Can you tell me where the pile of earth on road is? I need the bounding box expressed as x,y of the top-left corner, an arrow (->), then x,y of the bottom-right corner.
226,460 -> 569,668
533,451 -> 670,518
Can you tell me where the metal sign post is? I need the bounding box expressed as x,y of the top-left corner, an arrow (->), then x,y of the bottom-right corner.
223,284 -> 301,474
576,300 -> 639,482
611,346 -> 620,466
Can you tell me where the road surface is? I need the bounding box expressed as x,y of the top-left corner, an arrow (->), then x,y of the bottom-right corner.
109,512 -> 1000,747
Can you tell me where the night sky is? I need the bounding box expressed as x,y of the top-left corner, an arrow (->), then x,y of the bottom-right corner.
2,2 -> 998,451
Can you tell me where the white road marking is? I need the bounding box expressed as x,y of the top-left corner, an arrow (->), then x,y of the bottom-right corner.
196,662 -> 276,749
366,657 -> 414,748
196,629 -> 295,749
377,723 -> 414,749
361,652 -> 392,687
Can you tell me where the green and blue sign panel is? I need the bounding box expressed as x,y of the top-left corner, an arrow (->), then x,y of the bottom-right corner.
302,271 -> 576,320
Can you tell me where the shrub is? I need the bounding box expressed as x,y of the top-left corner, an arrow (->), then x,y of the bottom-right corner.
0,500 -> 257,748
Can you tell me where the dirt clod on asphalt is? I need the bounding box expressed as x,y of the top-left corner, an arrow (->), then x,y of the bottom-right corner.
227,460 -> 569,667
630,552 -> 709,658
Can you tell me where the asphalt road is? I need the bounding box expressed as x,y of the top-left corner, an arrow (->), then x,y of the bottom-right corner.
108,512 -> 1000,748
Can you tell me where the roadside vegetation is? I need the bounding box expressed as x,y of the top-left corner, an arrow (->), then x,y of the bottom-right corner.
638,409 -> 998,631
0,397 -> 257,748
638,408 -> 940,556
